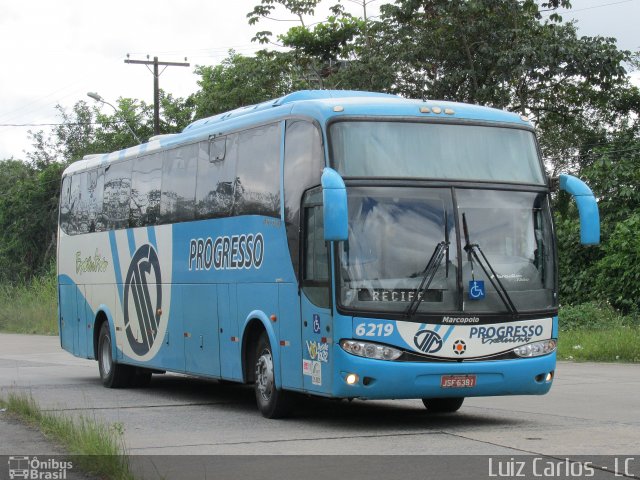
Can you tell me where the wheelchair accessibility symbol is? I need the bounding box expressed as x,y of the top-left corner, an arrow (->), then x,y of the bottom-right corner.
469,280 -> 485,300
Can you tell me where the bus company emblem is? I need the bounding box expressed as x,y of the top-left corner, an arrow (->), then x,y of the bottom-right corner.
124,244 -> 162,356
453,339 -> 467,355
413,329 -> 443,354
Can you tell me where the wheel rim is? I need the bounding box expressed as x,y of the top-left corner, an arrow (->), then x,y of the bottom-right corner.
101,335 -> 112,377
255,349 -> 274,402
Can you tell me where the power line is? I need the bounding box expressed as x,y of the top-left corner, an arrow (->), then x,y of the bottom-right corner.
0,121 -> 126,127
541,0 -> 637,15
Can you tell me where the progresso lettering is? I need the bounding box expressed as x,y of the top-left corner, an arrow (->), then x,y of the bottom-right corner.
469,325 -> 544,344
189,233 -> 264,271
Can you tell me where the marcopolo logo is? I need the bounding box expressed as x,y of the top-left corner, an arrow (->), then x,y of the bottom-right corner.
413,329 -> 444,354
189,232 -> 264,271
124,244 -> 162,356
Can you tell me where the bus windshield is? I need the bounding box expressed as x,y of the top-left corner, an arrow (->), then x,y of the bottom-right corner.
337,187 -> 557,316
330,121 -> 545,185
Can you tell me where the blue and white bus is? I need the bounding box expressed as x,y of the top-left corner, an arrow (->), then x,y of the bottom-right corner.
57,90 -> 599,418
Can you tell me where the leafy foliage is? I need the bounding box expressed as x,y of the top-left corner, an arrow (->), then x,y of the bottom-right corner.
0,159 -> 63,281
192,50 -> 305,118
556,129 -> 640,313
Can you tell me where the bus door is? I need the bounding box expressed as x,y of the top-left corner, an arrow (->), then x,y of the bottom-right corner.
183,284 -> 221,377
59,284 -> 76,353
75,285 -> 89,358
58,283 -> 88,358
300,191 -> 333,394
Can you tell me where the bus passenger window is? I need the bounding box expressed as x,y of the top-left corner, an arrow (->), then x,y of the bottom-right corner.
67,173 -> 81,235
160,145 -> 197,224
76,172 -> 90,234
59,176 -> 72,234
283,120 -> 324,280
102,161 -> 132,230
87,168 -> 104,232
130,154 -> 162,227
235,123 -> 281,218
196,135 -> 238,219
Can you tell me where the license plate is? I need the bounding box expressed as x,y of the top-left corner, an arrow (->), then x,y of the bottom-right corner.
440,375 -> 477,388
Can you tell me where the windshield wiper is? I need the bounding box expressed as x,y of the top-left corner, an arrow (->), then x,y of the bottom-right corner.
405,240 -> 449,318
462,212 -> 518,315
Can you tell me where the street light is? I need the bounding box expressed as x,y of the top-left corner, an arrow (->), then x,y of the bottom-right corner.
86,92 -> 142,144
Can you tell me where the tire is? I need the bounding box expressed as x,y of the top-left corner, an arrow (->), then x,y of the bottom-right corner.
254,332 -> 292,418
98,323 -> 133,388
422,397 -> 464,413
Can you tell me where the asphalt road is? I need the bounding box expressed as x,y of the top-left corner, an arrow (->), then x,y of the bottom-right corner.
0,333 -> 638,479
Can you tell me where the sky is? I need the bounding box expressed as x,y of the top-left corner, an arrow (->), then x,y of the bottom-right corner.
0,0 -> 639,160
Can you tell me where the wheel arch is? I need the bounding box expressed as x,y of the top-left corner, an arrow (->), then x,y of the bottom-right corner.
92,305 -> 117,361
240,310 -> 280,388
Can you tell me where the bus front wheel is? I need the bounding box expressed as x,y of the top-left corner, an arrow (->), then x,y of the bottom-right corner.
254,332 -> 292,419
98,323 -> 133,388
422,397 -> 464,413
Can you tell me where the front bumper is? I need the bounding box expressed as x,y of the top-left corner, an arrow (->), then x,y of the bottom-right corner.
332,347 -> 556,399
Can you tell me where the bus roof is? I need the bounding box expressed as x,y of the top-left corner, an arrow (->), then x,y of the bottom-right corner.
63,90 -> 531,176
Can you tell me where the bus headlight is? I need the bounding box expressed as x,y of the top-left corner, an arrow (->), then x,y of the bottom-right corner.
514,340 -> 557,358
340,339 -> 402,361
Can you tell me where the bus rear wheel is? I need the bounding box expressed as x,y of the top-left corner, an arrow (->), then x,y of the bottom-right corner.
98,323 -> 133,388
254,332 -> 292,419
422,397 -> 464,413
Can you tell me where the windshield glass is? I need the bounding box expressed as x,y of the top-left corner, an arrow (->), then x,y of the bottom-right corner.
458,189 -> 556,313
339,187 -> 458,313
337,187 -> 557,315
330,121 -> 545,185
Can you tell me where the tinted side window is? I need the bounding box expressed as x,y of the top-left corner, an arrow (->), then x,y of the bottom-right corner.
283,120 -> 325,278
160,145 -> 197,224
76,172 -> 90,234
67,173 -> 81,235
59,176 -> 72,234
103,161 -> 132,230
87,168 -> 104,232
130,154 -> 162,227
235,123 -> 281,217
195,135 -> 238,219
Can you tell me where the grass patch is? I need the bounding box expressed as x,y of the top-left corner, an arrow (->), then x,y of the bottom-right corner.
557,302 -> 640,362
0,268 -> 58,335
0,392 -> 134,480
557,327 -> 640,362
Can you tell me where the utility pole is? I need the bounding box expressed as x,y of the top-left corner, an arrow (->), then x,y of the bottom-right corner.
124,55 -> 190,135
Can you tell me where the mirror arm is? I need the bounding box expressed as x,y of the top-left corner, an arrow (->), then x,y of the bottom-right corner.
558,173 -> 600,245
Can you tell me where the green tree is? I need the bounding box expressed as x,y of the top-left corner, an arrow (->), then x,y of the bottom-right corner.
249,0 -> 640,175
556,129 -> 640,312
0,159 -> 64,281
192,50 -> 304,118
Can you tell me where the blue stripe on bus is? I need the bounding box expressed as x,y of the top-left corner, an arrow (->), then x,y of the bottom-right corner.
147,225 -> 157,250
441,325 -> 455,343
126,229 -> 136,256
108,230 -> 124,307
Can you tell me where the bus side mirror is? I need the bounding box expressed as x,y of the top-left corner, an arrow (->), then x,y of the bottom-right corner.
321,167 -> 348,241
559,174 -> 600,245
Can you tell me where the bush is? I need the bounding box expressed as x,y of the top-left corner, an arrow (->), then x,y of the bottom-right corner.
559,302 -> 639,331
